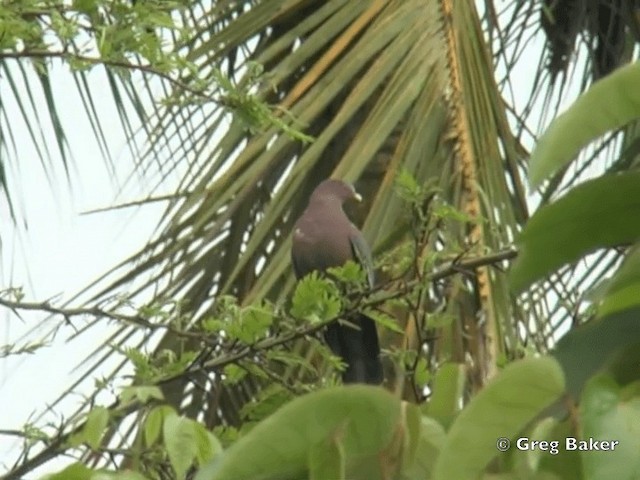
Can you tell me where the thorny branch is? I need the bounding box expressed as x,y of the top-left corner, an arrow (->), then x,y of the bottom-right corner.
0,297 -> 208,343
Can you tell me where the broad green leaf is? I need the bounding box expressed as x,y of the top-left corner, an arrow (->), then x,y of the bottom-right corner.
163,414 -> 198,480
432,357 -> 565,480
552,307 -> 640,398
510,172 -> 640,292
529,62 -> 640,189
515,417 -> 560,475
402,403 -> 423,471
308,434 -> 346,480
580,375 -> 640,480
195,386 -> 405,480
536,416 -> 583,480
401,416 -> 445,480
598,245 -> 640,316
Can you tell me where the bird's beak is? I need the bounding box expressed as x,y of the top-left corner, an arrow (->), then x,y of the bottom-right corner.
354,192 -> 363,202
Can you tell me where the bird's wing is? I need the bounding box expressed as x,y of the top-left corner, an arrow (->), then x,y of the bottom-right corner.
291,251 -> 303,279
349,231 -> 375,288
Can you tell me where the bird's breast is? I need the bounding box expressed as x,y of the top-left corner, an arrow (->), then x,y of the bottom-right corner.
292,219 -> 353,276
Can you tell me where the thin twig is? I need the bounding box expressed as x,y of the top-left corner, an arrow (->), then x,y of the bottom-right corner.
0,298 -> 208,342
0,50 -> 217,104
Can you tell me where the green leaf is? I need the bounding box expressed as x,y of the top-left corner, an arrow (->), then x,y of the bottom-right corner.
401,402 -> 423,471
222,364 -> 247,385
580,375 -> 640,480
120,385 -> 164,404
44,466 -> 147,480
192,422 -> 223,465
402,417 -> 446,480
432,357 -> 565,480
426,312 -> 455,329
395,169 -> 423,203
231,303 -> 274,343
424,363 -> 465,429
432,202 -> 471,222
328,260 -> 367,284
529,62 -> 640,189
364,309 -> 403,334
43,463 -> 93,480
290,273 -> 342,323
195,386 -> 405,480
510,172 -> 640,292
308,434 -> 346,480
72,0 -> 98,14
163,414 -> 198,480
90,471 -> 149,480
516,417 -> 564,475
68,407 -> 109,449
536,416 -> 583,479
146,11 -> 176,29
239,385 -> 294,425
552,307 -> 640,399
413,357 -> 430,386
83,407 -> 109,449
145,405 -> 175,447
597,245 -> 640,316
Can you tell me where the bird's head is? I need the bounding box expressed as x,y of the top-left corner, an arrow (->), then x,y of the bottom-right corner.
309,179 -> 362,206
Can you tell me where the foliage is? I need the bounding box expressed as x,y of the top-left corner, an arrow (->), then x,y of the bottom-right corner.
527,62 -> 640,189
0,0 -> 310,206
510,63 -> 640,419
41,402 -> 221,480
30,353 -> 640,480
512,63 -> 640,297
511,171 -> 640,292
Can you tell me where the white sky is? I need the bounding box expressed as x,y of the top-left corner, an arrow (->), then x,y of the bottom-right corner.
0,62 -> 170,473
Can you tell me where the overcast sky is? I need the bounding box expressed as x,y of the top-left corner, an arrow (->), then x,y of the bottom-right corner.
0,62 -> 172,472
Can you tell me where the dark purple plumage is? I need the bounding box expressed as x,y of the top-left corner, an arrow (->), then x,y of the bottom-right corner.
292,179 -> 383,385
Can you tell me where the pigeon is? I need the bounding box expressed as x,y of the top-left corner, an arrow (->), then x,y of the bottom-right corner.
291,179 -> 383,384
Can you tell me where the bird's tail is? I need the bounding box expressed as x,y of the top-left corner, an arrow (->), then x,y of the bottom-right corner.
324,314 -> 383,385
